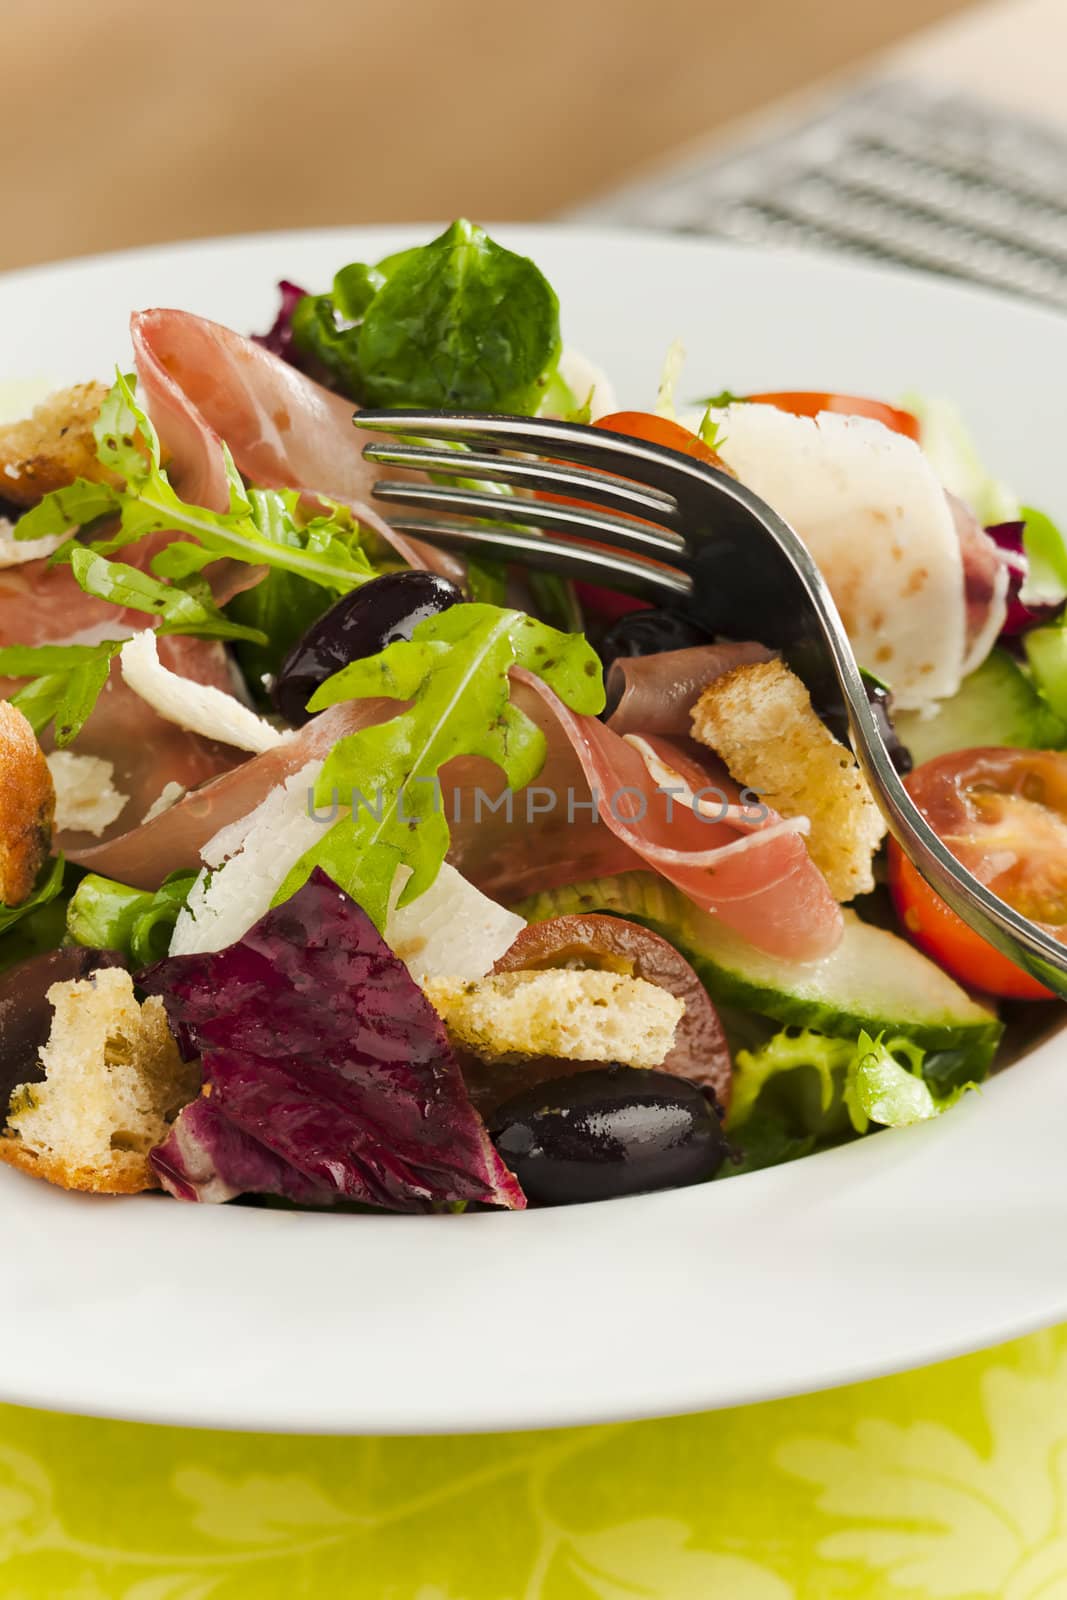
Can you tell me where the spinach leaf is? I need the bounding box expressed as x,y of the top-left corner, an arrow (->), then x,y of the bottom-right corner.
290,220 -> 563,414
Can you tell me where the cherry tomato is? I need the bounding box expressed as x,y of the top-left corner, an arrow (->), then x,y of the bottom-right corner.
565,412 -> 725,622
887,748 -> 1067,1000
745,391 -> 921,442
594,410 -> 727,465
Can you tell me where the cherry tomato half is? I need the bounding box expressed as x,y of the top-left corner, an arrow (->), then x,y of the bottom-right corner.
745,391 -> 921,442
594,410 -> 727,465
887,748 -> 1067,1000
568,412 -> 726,622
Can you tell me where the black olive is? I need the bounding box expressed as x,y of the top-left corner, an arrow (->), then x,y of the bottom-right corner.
488,1065 -> 728,1206
272,571 -> 464,726
819,675 -> 913,776
0,948 -> 125,1121
597,609 -> 715,674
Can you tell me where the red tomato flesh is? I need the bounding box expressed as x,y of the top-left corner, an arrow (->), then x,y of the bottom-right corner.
551,412 -> 725,623
888,747 -> 1067,1000
745,390 -> 921,442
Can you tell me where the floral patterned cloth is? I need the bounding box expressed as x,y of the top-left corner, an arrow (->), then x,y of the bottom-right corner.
3,1323 -> 1067,1598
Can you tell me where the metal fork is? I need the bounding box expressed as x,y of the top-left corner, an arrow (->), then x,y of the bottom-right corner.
356,409 -> 1067,999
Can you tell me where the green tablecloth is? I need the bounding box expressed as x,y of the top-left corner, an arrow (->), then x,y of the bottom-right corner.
3,1323 -> 1066,1599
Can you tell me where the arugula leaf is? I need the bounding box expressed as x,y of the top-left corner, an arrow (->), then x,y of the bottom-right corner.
13,481 -> 120,540
290,219 -> 563,414
67,547 -> 265,644
17,373 -> 375,596
224,489 -> 370,687
0,853 -> 65,938
277,604 -> 604,929
1,641 -> 124,746
0,536 -> 267,744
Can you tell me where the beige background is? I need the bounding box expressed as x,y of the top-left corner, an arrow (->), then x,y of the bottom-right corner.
2,0 -> 977,273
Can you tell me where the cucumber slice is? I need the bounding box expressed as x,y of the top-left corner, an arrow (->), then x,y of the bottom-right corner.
896,649 -> 1067,766
513,872 -> 1002,1069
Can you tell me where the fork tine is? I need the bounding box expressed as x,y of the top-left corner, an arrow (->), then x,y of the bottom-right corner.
362,442 -> 680,523
370,480 -> 685,562
378,514 -> 693,603
353,410 -> 707,497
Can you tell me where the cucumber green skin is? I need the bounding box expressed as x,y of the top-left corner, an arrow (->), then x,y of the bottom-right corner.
897,649 -> 1067,767
514,874 -> 1003,1076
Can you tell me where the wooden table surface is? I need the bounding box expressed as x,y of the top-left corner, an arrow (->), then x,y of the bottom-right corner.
1,0 -> 976,273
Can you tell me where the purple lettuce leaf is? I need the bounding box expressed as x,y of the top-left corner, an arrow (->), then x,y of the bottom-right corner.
988,521 -> 1060,637
252,279 -> 309,366
140,868 -> 525,1213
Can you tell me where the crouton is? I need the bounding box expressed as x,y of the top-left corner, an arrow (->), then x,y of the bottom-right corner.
0,382 -> 115,507
0,967 -> 199,1195
0,701 -> 55,905
690,658 -> 886,901
424,969 -> 684,1069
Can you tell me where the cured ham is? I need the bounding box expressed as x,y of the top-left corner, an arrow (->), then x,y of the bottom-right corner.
448,674 -> 843,960
606,641 -> 774,736
66,701 -> 390,884
0,542 -> 251,852
70,662 -> 841,960
130,309 -> 456,579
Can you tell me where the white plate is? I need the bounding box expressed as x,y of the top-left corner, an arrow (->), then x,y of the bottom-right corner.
3,226 -> 1067,1435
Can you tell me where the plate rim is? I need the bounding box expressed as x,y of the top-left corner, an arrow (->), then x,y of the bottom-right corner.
2,221 -> 1066,1435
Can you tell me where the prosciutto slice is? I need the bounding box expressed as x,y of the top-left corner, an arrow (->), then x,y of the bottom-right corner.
71,663 -> 841,960
0,537 -> 254,851
447,674 -> 842,960
130,309 -> 457,579
606,641 -> 775,736
66,701 -> 391,884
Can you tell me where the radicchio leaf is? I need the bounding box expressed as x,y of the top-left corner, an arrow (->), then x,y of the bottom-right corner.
252,279 -> 310,366
140,868 -> 525,1212
988,521 -> 1061,636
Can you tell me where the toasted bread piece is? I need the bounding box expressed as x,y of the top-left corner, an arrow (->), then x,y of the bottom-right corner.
0,382 -> 114,508
424,969 -> 684,1068
0,701 -> 55,905
0,967 -> 199,1195
691,658 -> 886,901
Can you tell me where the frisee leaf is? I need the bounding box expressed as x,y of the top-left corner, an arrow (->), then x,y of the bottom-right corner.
275,604 -> 604,929
16,372 -> 376,596
729,1024 -> 976,1142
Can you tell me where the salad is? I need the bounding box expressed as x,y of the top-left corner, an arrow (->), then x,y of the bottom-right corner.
0,217 -> 1063,1214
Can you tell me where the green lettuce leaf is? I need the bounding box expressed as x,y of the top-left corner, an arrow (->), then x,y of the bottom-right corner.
902,392 -> 1020,526
1019,505 -> 1067,607
278,604 -> 605,929
291,219 -> 563,414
